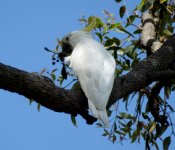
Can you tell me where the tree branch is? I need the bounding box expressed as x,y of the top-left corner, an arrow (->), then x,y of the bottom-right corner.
0,63 -> 96,124
141,13 -> 162,53
149,70 -> 175,81
148,81 -> 169,124
0,35 -> 175,124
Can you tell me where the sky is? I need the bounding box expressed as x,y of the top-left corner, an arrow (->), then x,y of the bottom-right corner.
0,0 -> 174,150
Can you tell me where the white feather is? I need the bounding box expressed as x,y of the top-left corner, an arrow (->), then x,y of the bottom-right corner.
63,31 -> 115,127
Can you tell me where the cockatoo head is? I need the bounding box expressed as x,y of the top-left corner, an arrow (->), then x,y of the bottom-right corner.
58,30 -> 92,79
60,30 -> 92,57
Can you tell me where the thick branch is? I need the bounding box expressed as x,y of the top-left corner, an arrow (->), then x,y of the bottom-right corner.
149,70 -> 175,81
148,81 -> 169,124
0,35 -> 175,124
0,63 -> 96,124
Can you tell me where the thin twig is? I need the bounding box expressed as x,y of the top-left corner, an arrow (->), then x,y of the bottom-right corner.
63,79 -> 77,89
44,47 -> 59,54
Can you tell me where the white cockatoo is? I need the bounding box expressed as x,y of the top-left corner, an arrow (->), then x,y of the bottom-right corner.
60,30 -> 116,127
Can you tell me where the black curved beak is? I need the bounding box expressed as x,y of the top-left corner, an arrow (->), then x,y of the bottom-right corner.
58,42 -> 73,62
62,42 -> 73,56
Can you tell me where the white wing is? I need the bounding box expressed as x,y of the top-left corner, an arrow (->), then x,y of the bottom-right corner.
70,38 -> 115,127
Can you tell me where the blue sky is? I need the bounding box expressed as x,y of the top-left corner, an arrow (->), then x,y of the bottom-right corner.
1,0 -> 173,150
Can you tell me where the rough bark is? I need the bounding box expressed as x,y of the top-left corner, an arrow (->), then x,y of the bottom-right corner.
0,63 -> 96,124
141,13 -> 162,53
0,35 -> 175,124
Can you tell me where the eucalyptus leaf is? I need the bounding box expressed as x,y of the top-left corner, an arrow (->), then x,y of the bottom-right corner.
83,16 -> 97,32
163,136 -> 171,150
71,115 -> 77,127
119,5 -> 126,18
131,130 -> 138,143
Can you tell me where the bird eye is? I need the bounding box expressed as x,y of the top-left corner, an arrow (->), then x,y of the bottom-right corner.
66,37 -> 69,41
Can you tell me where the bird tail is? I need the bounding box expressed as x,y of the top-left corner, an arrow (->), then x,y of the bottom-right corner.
88,100 -> 109,128
98,110 -> 109,128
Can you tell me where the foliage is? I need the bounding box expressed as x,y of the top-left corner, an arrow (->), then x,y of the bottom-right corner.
46,0 -> 175,149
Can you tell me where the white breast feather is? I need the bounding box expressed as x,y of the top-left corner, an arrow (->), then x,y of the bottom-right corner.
67,36 -> 115,127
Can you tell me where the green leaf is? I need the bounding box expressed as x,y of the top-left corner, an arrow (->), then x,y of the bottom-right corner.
29,99 -> 34,105
37,104 -> 41,112
137,0 -> 155,12
57,76 -> 64,86
105,39 -> 115,47
120,112 -> 135,119
163,136 -> 171,150
134,29 -> 142,34
109,23 -> 121,30
125,15 -> 138,27
95,17 -> 104,28
131,130 -> 138,143
51,68 -> 58,73
102,132 -> 108,136
112,135 -> 117,143
164,85 -> 171,99
118,120 -> 127,127
114,130 -> 125,136
72,81 -> 81,90
141,131 -> 147,139
142,113 -> 150,121
95,32 -> 103,42
40,68 -> 47,75
127,120 -> 133,128
137,0 -> 144,10
117,25 -> 134,37
155,124 -> 168,138
153,141 -> 160,150
160,0 -> 167,4
102,129 -> 109,136
107,109 -> 112,117
83,16 -> 97,32
55,44 -> 59,51
119,5 -> 126,18
96,123 -> 103,127
113,123 -> 117,131
164,85 -> 171,98
163,29 -> 173,36
167,104 -> 174,112
117,48 -> 124,55
123,95 -> 129,111
149,121 -> 156,134
113,37 -> 121,46
71,115 -> 77,127
51,73 -> 56,81
137,121 -> 143,130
